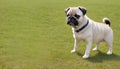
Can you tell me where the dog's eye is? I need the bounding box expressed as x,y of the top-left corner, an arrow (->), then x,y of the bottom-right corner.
74,14 -> 80,19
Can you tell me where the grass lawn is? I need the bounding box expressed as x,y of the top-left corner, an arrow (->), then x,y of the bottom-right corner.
0,0 -> 120,69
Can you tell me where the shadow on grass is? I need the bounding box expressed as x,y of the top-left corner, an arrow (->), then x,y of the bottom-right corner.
76,51 -> 120,63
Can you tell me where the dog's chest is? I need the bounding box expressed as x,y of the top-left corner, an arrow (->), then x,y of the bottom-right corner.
72,29 -> 90,41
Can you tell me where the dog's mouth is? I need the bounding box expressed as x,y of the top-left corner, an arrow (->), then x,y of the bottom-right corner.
68,22 -> 74,26
67,22 -> 78,28
68,23 -> 78,28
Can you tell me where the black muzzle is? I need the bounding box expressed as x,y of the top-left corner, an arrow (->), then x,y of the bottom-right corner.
67,17 -> 78,26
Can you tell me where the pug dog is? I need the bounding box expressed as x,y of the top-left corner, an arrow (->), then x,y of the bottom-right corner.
65,6 -> 113,59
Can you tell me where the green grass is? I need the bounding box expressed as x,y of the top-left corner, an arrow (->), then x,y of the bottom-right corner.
0,0 -> 120,69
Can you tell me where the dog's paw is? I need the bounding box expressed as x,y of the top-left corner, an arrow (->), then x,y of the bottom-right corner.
82,55 -> 89,59
71,49 -> 76,53
92,47 -> 98,51
107,51 -> 112,55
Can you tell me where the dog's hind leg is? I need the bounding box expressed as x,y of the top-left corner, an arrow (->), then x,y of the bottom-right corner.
106,40 -> 113,55
92,43 -> 99,51
104,33 -> 113,55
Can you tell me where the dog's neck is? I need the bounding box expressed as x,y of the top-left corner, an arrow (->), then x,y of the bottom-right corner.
73,15 -> 89,32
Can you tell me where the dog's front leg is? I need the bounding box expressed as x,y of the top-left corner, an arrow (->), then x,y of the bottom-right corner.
83,41 -> 92,59
71,39 -> 79,53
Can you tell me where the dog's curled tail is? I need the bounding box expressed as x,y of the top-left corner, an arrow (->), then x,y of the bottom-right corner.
103,18 -> 111,26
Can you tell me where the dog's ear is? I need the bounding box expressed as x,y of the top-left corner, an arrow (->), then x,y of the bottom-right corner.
78,6 -> 87,15
65,7 -> 70,14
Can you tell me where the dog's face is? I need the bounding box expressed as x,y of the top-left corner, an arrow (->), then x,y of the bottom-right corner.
65,6 -> 87,27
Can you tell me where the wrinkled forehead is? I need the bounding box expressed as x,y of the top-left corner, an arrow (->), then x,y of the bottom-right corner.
67,7 -> 83,15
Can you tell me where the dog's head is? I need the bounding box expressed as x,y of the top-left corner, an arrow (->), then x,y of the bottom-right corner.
65,6 -> 87,27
